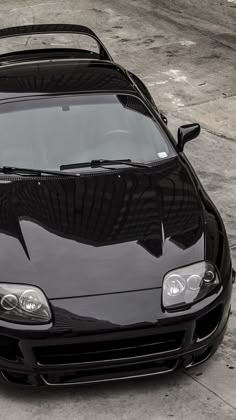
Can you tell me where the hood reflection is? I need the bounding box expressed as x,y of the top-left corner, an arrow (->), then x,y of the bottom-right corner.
0,159 -> 201,257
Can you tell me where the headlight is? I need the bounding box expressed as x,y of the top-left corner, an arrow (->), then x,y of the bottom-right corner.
0,284 -> 51,324
162,262 -> 220,310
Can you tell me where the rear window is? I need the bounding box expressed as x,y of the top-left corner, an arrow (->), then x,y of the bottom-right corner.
0,94 -> 175,170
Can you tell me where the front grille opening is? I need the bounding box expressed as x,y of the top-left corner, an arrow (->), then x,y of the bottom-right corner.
195,305 -> 222,340
0,335 -> 22,361
1,370 -> 31,385
42,358 -> 178,385
35,331 -> 184,366
190,347 -> 212,367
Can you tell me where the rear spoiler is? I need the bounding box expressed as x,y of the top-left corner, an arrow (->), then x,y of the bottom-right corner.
0,24 -> 113,61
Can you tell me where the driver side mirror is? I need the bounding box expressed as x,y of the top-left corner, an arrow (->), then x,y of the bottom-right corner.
177,123 -> 201,152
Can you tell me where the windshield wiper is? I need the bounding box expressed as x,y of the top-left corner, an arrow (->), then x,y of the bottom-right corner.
0,166 -> 77,177
60,159 -> 151,171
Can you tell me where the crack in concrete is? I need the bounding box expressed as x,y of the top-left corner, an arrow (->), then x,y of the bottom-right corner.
184,371 -> 236,411
145,2 -> 235,45
210,34 -> 236,51
200,128 -> 236,144
9,2 -> 62,12
170,93 -> 236,111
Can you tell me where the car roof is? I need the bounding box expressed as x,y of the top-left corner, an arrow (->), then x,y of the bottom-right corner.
0,60 -> 137,102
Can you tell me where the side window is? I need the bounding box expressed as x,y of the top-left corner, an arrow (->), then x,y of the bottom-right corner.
129,72 -> 158,110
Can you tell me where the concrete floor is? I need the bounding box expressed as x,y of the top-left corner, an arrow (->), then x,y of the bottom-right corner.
0,0 -> 235,418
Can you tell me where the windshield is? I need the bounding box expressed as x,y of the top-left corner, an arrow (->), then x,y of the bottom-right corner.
0,94 -> 175,170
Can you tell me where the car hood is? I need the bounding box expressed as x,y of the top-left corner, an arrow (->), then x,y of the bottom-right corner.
0,159 -> 204,299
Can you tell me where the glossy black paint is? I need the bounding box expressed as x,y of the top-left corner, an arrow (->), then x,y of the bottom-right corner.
0,25 -> 233,386
177,123 -> 201,152
0,160 -> 204,299
0,61 -> 136,100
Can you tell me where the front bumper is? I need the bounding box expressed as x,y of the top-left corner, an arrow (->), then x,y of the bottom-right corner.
0,280 -> 232,387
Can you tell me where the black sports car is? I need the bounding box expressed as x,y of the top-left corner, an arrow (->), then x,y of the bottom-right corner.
0,24 -> 233,387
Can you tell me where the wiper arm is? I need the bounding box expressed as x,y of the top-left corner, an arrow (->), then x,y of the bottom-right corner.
60,159 -> 151,171
0,166 -> 77,177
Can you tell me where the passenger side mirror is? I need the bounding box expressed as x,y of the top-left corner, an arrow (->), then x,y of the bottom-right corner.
177,123 -> 201,152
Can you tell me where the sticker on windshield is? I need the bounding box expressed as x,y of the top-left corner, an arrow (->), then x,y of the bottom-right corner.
158,152 -> 168,158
